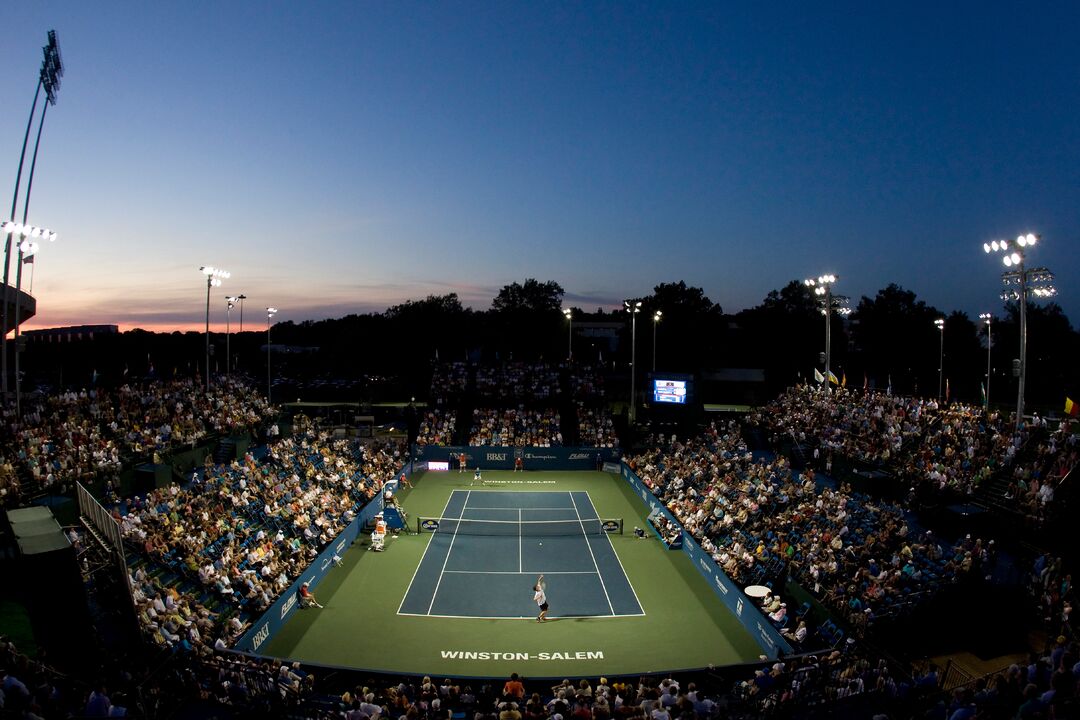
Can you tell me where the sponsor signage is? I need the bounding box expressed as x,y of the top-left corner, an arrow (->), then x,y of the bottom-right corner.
421,518 -> 440,531
428,461 -> 449,471
601,520 -> 621,533
415,446 -> 620,471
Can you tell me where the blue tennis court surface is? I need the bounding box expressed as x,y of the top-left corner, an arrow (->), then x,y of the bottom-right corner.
398,490 -> 644,619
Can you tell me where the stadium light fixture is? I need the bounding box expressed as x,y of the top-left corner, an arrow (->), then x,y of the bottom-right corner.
983,232 -> 1054,426
804,274 -> 840,393
2,221 -> 58,417
652,310 -> 662,373
934,318 -> 945,401
624,300 -> 642,423
200,266 -> 229,393
979,313 -> 992,410
266,307 -> 278,403
563,308 -> 573,362
3,30 -> 63,401
225,297 -> 239,376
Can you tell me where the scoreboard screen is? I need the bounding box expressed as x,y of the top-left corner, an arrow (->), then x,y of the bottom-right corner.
653,379 -> 688,404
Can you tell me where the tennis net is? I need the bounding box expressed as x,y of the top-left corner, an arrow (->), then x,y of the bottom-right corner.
416,517 -> 623,536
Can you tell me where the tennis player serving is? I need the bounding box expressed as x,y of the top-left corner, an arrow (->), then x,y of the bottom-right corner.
534,575 -> 549,622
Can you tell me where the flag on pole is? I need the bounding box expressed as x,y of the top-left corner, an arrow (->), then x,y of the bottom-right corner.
981,382 -> 986,404
863,373 -> 868,392
886,374 -> 892,397
1066,397 -> 1079,417
814,368 -> 825,384
828,370 -> 839,385
945,378 -> 950,402
841,372 -> 847,388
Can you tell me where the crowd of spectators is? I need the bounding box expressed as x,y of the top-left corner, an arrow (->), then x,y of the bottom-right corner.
417,409 -> 457,446
576,405 -> 618,448
626,421 -> 992,634
475,362 -> 562,403
568,365 -> 606,400
430,362 -> 469,404
749,385 -> 1078,506
469,408 -> 563,447
0,377 -> 275,505
118,433 -> 406,650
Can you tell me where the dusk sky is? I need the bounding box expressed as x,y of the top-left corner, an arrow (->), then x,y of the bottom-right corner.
2,2 -> 1079,332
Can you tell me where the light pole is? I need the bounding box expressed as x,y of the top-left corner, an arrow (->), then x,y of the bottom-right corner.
983,233 -> 1055,426
934,318 -> 945,401
200,266 -> 229,392
804,274 -> 840,393
3,31 -> 62,399
236,294 -> 247,331
624,300 -> 641,423
652,310 -> 662,372
979,313 -> 992,410
563,308 -> 573,362
226,297 -> 238,377
2,222 -> 56,416
266,307 -> 277,403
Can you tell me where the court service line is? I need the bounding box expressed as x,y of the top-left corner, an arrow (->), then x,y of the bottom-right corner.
568,492 -> 615,616
425,489 -> 471,615
463,507 -> 572,511
584,489 -> 647,616
396,489 -> 457,615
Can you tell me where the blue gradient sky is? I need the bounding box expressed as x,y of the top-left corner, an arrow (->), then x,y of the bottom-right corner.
2,2 -> 1078,331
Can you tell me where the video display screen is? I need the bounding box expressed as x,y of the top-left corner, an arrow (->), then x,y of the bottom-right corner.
653,379 -> 688,404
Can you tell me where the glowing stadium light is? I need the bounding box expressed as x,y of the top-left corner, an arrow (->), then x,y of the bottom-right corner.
2,30 -> 65,409
979,313 -> 992,408
200,265 -> 230,392
804,273 -> 843,394
934,318 -> 946,401
981,231 -> 1054,425
266,307 -> 278,403
624,299 -> 643,422
652,309 -> 663,372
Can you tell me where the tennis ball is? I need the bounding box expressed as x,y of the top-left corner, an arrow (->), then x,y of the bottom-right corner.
539,542 -> 543,546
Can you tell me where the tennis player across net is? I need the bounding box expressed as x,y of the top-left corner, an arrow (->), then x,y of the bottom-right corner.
416,517 -> 623,536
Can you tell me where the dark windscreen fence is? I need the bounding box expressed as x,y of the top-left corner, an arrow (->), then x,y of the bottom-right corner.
417,517 -> 622,536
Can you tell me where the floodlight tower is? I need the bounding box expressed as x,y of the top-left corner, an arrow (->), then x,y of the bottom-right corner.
983,233 -> 1055,426
978,313 -> 992,410
266,307 -> 278,403
200,266 -> 230,392
934,318 -> 945,400
563,308 -> 573,362
3,30 -> 63,398
624,300 -> 642,422
226,297 -> 238,376
652,310 -> 663,372
1,222 -> 56,415
803,275 -> 842,392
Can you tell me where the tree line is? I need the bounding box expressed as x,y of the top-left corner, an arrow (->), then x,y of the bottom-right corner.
20,278 -> 1080,412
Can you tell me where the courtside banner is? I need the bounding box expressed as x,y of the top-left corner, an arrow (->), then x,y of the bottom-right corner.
414,445 -> 619,471
236,464 -> 416,655
620,463 -> 792,659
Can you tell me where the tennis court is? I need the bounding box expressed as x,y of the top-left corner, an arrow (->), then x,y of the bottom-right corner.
262,470 -> 764,677
398,490 -> 643,618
